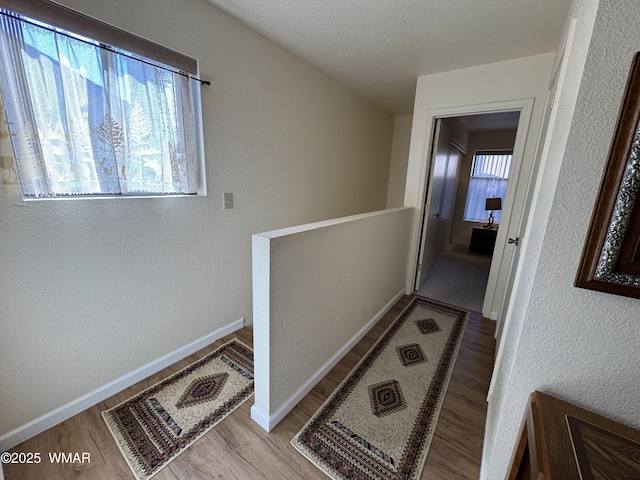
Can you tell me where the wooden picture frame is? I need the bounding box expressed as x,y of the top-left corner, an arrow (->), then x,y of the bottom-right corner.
575,52 -> 640,298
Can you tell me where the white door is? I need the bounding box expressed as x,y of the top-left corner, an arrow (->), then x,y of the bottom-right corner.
493,31 -> 571,347
479,103 -> 534,319
414,119 -> 458,290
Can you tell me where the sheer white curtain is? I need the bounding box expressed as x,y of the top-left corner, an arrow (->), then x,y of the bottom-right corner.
0,10 -> 199,197
463,152 -> 511,223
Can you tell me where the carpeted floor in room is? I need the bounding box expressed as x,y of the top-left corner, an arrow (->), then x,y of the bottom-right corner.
416,244 -> 492,312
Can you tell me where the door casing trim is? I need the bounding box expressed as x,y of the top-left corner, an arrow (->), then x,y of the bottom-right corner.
404,99 -> 535,322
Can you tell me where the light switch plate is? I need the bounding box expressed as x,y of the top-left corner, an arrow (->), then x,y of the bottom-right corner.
223,192 -> 233,209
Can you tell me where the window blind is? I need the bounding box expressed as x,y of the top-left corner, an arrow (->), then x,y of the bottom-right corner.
463,151 -> 512,223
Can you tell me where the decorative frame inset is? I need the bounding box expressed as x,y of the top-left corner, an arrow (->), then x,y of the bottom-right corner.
575,52 -> 640,298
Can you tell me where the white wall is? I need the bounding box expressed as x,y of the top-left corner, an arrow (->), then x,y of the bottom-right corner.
251,207 -> 413,430
386,115 -> 413,207
0,0 -> 393,441
441,117 -> 470,153
481,1 -> 640,478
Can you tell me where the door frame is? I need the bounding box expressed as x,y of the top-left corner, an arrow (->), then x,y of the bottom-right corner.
405,98 -> 534,320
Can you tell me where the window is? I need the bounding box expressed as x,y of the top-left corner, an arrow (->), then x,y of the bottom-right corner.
0,0 -> 205,198
463,150 -> 512,223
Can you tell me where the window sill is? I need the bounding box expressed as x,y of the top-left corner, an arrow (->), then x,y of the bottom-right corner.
22,193 -> 202,202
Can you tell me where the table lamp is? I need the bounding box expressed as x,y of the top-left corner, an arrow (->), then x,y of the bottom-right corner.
485,197 -> 502,228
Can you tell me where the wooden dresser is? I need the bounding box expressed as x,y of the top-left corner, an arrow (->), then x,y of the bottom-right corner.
506,391 -> 640,479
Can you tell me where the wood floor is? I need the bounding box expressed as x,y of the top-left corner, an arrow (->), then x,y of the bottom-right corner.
4,295 -> 495,480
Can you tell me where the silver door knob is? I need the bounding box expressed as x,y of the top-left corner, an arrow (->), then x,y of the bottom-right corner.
508,237 -> 520,245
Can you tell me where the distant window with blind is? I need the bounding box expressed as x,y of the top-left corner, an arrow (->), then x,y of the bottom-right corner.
0,0 -> 206,198
463,150 -> 512,223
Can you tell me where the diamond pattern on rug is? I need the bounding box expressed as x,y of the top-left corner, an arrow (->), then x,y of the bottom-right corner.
292,296 -> 469,480
175,372 -> 229,409
396,343 -> 427,367
368,379 -> 407,417
415,318 -> 441,334
102,339 -> 254,480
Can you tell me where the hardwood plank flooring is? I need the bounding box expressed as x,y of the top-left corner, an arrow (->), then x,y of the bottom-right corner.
3,295 -> 495,479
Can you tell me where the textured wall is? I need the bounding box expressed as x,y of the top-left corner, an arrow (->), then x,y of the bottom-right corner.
482,1 -> 640,477
0,0 -> 393,437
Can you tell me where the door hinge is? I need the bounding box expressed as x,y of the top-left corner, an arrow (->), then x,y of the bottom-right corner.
417,263 -> 422,272
550,87 -> 557,110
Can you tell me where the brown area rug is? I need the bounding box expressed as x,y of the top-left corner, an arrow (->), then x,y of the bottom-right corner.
102,338 -> 253,480
291,296 -> 468,480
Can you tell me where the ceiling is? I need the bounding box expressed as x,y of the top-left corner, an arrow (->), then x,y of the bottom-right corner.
458,111 -> 521,132
205,0 -> 571,115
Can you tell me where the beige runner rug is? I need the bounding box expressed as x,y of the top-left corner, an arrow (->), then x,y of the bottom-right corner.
291,296 -> 468,480
102,338 -> 253,480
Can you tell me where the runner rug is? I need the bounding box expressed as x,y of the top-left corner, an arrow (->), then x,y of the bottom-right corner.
102,338 -> 254,480
291,296 -> 468,480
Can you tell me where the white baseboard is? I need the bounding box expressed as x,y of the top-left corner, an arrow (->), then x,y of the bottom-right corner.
250,289 -> 405,432
250,405 -> 270,432
0,318 -> 245,453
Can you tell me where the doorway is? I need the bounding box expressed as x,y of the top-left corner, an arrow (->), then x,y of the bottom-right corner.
414,111 -> 521,313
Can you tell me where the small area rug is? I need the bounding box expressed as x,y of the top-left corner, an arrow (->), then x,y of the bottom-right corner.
291,296 -> 468,480
103,338 -> 254,480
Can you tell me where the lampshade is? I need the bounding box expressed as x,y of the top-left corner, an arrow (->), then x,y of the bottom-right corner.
485,197 -> 502,211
